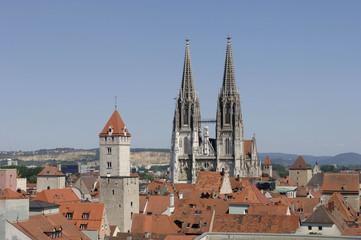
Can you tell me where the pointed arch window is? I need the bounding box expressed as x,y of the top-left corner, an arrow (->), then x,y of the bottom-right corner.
183,105 -> 189,125
225,103 -> 231,124
184,137 -> 189,155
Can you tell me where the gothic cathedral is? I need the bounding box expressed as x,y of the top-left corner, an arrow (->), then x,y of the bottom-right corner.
170,37 -> 261,183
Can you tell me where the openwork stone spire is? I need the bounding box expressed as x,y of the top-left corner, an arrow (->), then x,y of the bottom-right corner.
181,37 -> 195,99
222,35 -> 237,95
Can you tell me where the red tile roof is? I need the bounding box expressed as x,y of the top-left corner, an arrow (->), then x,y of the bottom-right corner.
10,213 -> 90,240
32,188 -> 81,204
140,195 -> 173,215
59,202 -> 109,235
37,166 -> 65,176
99,110 -> 131,137
0,188 -> 29,199
131,214 -> 180,234
322,173 -> 359,194
289,156 -> 311,170
173,183 -> 195,199
195,171 -> 223,196
264,156 -> 272,166
213,214 -> 299,233
230,184 -> 271,205
244,140 -> 252,158
248,204 -> 289,216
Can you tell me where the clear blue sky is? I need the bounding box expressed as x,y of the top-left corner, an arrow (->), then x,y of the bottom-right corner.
1,1 -> 360,156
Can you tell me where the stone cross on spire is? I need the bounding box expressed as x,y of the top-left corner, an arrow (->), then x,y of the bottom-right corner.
222,35 -> 237,95
180,37 -> 195,100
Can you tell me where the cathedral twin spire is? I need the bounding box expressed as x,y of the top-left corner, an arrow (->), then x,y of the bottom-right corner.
180,37 -> 195,100
222,35 -> 237,96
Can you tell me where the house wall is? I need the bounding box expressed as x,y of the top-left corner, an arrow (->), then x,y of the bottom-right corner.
37,175 -> 65,192
73,178 -> 92,195
5,220 -> 31,240
289,169 -> 312,186
0,169 -> 17,191
16,178 -> 27,192
295,224 -> 341,236
229,205 -> 249,214
100,176 -> 139,232
0,198 -> 29,240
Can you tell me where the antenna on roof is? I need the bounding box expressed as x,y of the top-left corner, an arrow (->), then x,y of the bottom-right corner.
115,96 -> 118,110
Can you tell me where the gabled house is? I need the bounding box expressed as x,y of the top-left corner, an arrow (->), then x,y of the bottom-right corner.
37,166 -> 66,192
59,202 -> 110,240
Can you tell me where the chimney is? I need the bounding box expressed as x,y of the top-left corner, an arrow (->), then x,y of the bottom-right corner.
170,194 -> 174,207
291,202 -> 295,212
328,201 -> 334,212
179,192 -> 183,200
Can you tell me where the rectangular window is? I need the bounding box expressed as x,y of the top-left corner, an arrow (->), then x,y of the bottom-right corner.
308,226 -> 312,230
318,226 -> 322,231
66,213 -> 73,219
107,147 -> 112,155
80,224 -> 87,230
107,162 -> 112,169
82,213 -> 89,220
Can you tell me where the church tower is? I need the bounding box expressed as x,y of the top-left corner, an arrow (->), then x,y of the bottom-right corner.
99,106 -> 139,232
170,38 -> 202,183
216,36 -> 244,176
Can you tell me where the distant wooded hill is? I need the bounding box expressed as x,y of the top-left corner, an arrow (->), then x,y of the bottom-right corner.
259,152 -> 361,167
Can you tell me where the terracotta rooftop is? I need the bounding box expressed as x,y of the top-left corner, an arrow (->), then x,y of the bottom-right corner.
287,197 -> 320,218
59,202 -> 109,235
248,204 -> 289,216
30,200 -> 59,209
140,195 -> 173,215
278,176 -> 297,186
264,156 -> 272,166
131,214 -> 180,234
213,214 -> 299,233
173,183 -> 195,199
10,213 -> 90,240
79,175 -> 97,192
289,156 -> 311,170
244,140 -> 252,158
37,166 -> 65,176
306,172 -> 324,187
32,188 -> 81,204
195,171 -> 223,196
322,172 -> 359,194
0,188 -> 29,199
99,110 -> 131,137
230,184 -> 271,205
148,182 -> 174,195
171,198 -> 229,234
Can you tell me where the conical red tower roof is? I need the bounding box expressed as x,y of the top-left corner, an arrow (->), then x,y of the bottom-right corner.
289,156 -> 310,170
99,110 -> 131,137
264,156 -> 272,166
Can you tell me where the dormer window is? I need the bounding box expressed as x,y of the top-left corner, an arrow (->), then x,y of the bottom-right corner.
108,126 -> 113,136
66,213 -> 73,219
123,127 -> 127,136
80,224 -> 87,230
82,213 -> 89,220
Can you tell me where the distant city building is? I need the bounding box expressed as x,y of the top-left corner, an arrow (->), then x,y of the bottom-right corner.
263,156 -> 272,178
170,37 -> 261,183
289,156 -> 312,186
0,169 -> 17,191
36,166 -> 65,192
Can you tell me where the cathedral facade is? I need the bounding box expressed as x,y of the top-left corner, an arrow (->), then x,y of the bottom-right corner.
170,37 -> 261,183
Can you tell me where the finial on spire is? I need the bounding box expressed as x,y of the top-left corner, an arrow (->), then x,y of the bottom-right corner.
186,36 -> 190,45
227,35 -> 231,44
115,96 -> 118,110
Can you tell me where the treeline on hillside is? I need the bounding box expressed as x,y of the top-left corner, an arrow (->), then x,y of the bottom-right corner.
1,165 -> 44,183
131,148 -> 170,153
272,164 -> 288,178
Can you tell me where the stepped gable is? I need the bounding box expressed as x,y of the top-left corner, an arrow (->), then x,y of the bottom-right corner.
99,110 -> 130,137
37,166 -> 64,176
322,172 -> 359,194
289,156 -> 311,170
264,156 -> 272,166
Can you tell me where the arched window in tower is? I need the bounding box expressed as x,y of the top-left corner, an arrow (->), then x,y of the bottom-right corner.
225,103 -> 231,124
183,105 -> 189,125
225,139 -> 232,155
184,137 -> 189,155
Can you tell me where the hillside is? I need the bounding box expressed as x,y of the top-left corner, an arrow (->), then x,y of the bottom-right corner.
318,152 -> 361,165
